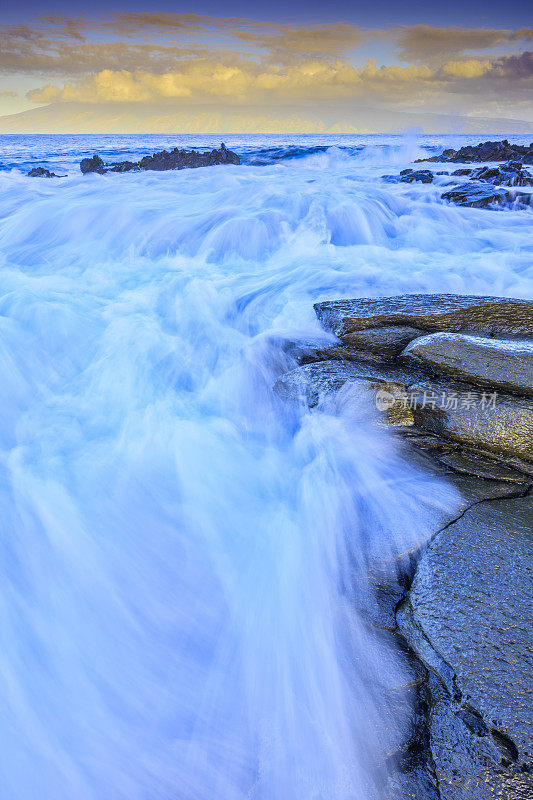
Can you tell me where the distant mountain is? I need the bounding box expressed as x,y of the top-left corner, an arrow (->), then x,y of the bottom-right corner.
0,101 -> 531,135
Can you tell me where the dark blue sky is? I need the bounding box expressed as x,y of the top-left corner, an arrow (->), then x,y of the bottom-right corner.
3,0 -> 531,27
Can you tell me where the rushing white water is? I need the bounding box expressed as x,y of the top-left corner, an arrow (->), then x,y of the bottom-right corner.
0,134 -> 532,799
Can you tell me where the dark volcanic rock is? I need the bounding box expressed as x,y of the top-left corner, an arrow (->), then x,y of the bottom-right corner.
139,143 -> 240,170
402,333 -> 533,397
314,294 -> 533,337
27,166 -> 65,178
80,155 -> 106,174
441,182 -> 531,209
469,161 -> 533,188
417,139 -> 533,164
80,143 -> 240,174
383,169 -> 434,184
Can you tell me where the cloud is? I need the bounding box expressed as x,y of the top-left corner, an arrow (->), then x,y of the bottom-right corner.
27,58 -> 441,106
441,59 -> 492,79
510,28 -> 533,41
492,50 -> 533,79
394,25 -> 511,63
234,23 -> 365,59
1,14 -> 532,129
25,45 -> 533,111
0,16 -> 365,75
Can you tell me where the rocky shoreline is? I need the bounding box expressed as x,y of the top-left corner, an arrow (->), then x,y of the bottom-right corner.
416,140 -> 533,165
79,142 -> 240,174
25,139 -> 533,212
26,143 -> 240,177
275,293 -> 533,799
384,141 -> 533,209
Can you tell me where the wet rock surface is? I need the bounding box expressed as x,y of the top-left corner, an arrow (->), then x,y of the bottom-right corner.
275,292 -> 533,798
398,142 -> 533,209
468,162 -> 533,187
436,451 -> 529,484
399,496 -> 533,799
314,294 -> 533,337
441,182 -> 531,209
341,326 -> 424,357
402,333 -> 533,397
383,169 -> 435,184
80,143 -> 240,174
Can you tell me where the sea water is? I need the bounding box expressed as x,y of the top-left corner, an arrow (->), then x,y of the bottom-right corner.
0,134 -> 531,799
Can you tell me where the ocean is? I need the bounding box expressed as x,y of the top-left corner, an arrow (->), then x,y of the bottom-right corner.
0,133 -> 531,799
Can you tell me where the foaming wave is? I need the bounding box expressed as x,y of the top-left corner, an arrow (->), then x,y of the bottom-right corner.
0,136 -> 530,798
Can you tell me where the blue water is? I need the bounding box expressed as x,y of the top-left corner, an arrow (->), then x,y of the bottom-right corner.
0,134 -> 531,799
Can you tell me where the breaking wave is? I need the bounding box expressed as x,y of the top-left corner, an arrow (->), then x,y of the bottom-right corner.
0,133 -> 531,799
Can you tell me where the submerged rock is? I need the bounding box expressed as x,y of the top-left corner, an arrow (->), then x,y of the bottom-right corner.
27,166 -> 65,178
80,143 -> 240,174
382,169 -> 434,184
416,139 -> 533,164
314,294 -> 533,337
441,181 -> 531,209
402,333 -> 533,397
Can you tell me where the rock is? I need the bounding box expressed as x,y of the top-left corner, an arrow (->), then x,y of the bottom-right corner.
383,169 -> 434,184
451,168 -> 473,176
273,359 -> 426,413
341,326 -> 424,357
469,161 -> 533,187
300,346 -> 387,366
108,160 -> 139,173
441,181 -> 531,209
399,496 -> 533,797
408,378 -> 533,462
139,143 -> 240,170
27,166 -> 65,178
280,297 -> 533,461
275,361 -> 533,462
281,290 -> 533,795
80,143 -> 240,174
80,154 -> 106,174
420,673 -> 533,800
416,139 -> 533,164
401,333 -> 533,397
314,294 -> 533,337
436,451 -> 529,484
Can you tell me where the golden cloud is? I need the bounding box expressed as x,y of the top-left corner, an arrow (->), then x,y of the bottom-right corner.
2,14 -> 532,127
27,58 -> 441,106
441,59 -> 492,78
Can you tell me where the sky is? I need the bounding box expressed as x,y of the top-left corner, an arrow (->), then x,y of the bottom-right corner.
0,0 -> 531,132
